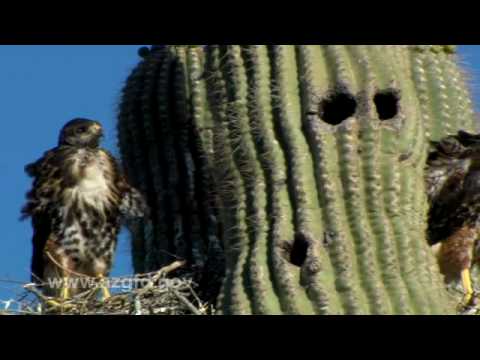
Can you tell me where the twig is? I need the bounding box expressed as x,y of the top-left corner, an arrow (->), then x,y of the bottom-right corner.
23,283 -> 53,303
160,260 -> 187,275
136,260 -> 187,297
171,289 -> 202,315
187,283 -> 203,305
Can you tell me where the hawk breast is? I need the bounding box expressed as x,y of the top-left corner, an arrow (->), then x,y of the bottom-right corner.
70,149 -> 115,210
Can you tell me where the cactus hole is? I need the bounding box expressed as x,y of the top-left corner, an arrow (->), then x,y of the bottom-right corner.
288,234 -> 309,267
374,91 -> 399,120
319,92 -> 357,125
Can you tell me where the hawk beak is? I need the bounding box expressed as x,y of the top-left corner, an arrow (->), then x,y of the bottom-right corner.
91,123 -> 104,138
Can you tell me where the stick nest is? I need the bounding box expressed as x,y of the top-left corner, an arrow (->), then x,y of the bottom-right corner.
0,261 -> 212,315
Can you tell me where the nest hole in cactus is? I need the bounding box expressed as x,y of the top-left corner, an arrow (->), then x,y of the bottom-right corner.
282,234 -> 309,268
374,90 -> 399,120
319,92 -> 357,125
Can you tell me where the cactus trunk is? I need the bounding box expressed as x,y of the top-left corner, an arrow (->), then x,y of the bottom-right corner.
118,45 -> 477,314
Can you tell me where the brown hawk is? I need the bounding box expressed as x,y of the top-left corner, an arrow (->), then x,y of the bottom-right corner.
21,119 -> 147,303
426,130 -> 480,303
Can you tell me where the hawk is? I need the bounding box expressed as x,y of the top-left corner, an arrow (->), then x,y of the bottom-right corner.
21,118 -> 147,303
426,130 -> 480,304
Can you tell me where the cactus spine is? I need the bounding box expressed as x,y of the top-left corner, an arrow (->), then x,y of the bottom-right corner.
118,45 -> 477,314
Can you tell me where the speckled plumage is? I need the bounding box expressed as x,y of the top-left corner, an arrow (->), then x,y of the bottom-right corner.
21,119 -> 147,296
426,130 -> 480,282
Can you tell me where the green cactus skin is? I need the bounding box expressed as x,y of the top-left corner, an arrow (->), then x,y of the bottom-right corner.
410,45 -> 477,140
117,46 -> 224,303
118,45 -> 477,315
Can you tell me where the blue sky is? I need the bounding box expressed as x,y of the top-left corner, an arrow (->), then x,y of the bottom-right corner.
0,45 -> 479,303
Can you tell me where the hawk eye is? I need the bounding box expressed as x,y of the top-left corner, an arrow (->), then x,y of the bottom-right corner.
76,126 -> 87,134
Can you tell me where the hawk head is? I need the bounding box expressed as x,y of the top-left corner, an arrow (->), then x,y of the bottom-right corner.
58,118 -> 104,148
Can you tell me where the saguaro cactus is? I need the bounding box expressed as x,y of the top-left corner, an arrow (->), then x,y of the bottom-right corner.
117,46 -> 224,303
118,45 -> 477,314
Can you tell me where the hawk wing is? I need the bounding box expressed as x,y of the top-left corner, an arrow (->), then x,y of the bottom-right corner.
102,150 -> 148,220
119,185 -> 148,219
425,135 -> 470,204
21,148 -> 64,219
426,131 -> 479,245
22,148 -> 63,283
30,212 -> 51,283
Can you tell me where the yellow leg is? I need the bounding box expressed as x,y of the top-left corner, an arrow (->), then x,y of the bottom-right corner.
61,277 -> 70,300
45,277 -> 73,312
97,275 -> 111,300
461,268 -> 474,304
45,277 -> 70,307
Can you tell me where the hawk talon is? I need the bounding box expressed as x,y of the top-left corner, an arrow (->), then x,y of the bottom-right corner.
44,277 -> 74,311
44,298 -> 75,312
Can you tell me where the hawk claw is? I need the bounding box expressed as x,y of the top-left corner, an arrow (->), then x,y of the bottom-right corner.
44,298 -> 75,313
42,277 -> 76,313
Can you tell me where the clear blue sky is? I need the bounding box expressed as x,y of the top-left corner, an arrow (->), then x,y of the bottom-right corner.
0,45 -> 479,302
